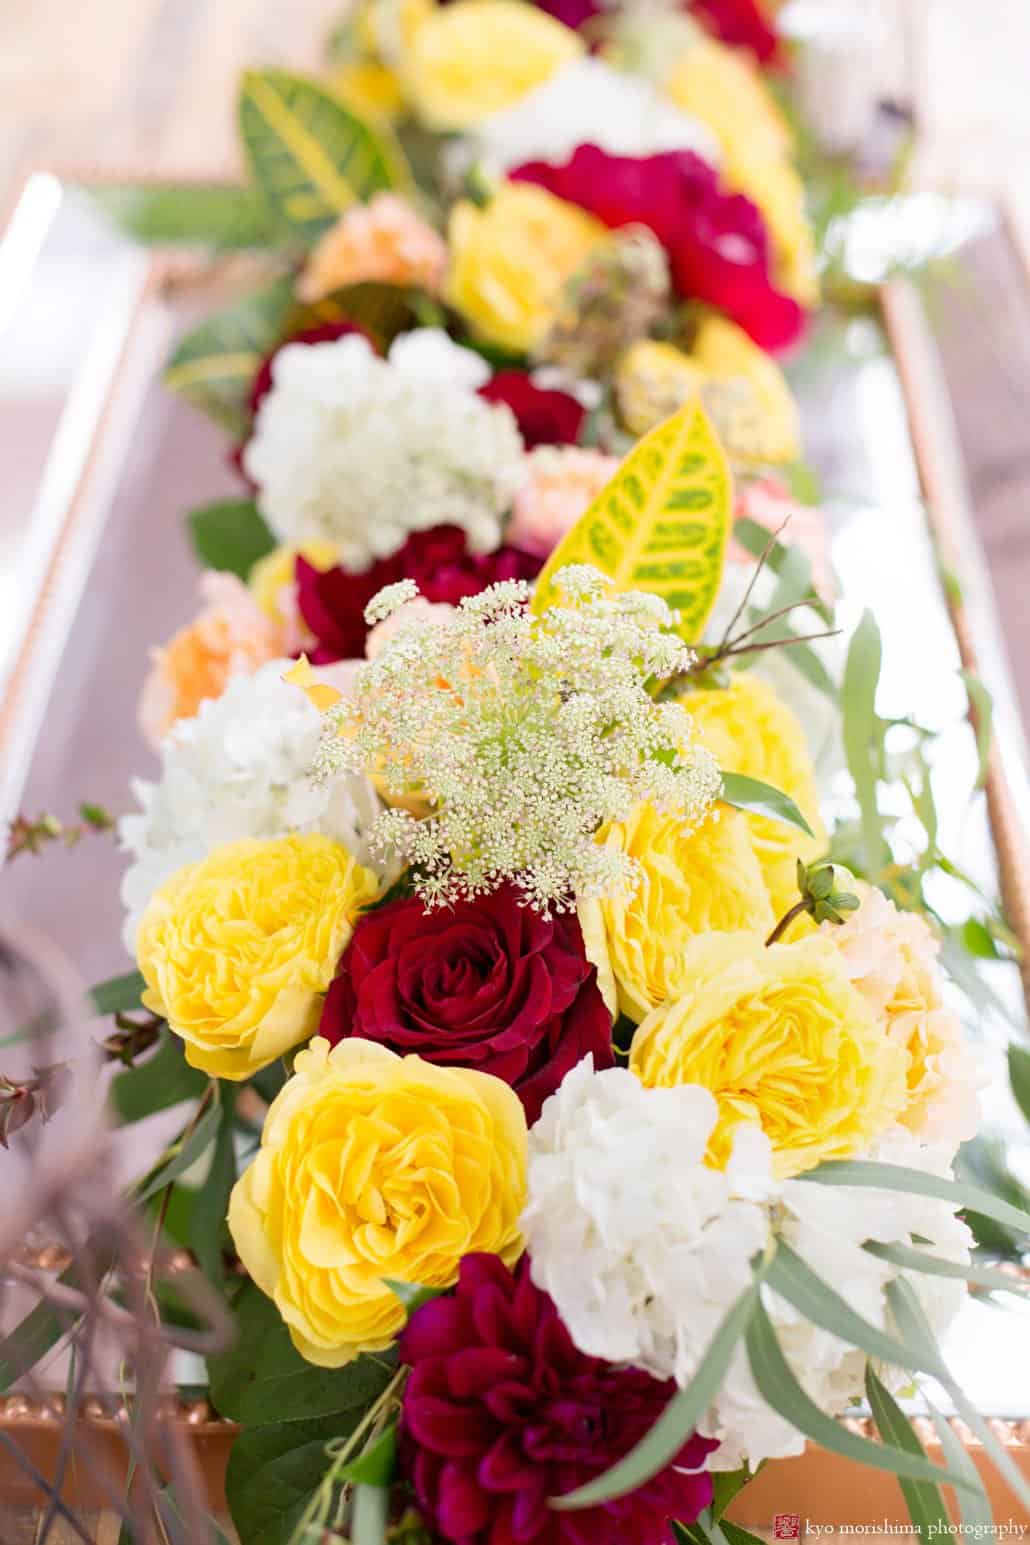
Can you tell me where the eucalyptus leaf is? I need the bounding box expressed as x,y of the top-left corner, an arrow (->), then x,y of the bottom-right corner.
926,1398 -> 994,1529
552,1274 -> 765,1510
132,1090 -> 221,1205
800,1159 -> 1030,1241
187,499 -> 276,579
842,609 -> 885,877
864,1239 -> 1030,1296
720,772 -> 814,836
190,1087 -> 238,1283
745,1301 -> 976,1493
1008,1043 -> 1030,1127
351,1483 -> 390,1545
959,669 -> 994,791
0,1241 -> 116,1391
864,1365 -> 952,1536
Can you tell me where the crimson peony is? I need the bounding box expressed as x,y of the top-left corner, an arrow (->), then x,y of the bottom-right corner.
398,1254 -> 718,1545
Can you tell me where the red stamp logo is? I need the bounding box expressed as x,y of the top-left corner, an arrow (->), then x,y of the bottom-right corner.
774,1515 -> 802,1540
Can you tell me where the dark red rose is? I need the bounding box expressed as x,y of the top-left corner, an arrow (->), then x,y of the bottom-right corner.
526,0 -> 603,29
320,884 -> 613,1122
689,0 -> 782,65
513,146 -> 804,353
296,526 -> 543,664
479,370 -> 586,448
399,1254 -> 718,1545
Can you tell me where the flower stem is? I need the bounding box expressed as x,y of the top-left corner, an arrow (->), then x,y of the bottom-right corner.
765,900 -> 810,947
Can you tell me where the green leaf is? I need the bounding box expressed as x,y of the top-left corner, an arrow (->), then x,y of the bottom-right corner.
109,1028 -> 208,1124
865,1239 -> 1030,1296
88,183 -> 277,249
842,609 -> 885,877
959,669 -> 994,791
208,1278 -> 395,1426
675,1521 -> 768,1545
132,1089 -> 221,1206
926,1398 -> 994,1529
1008,1043 -> 1030,1127
744,1300 -> 976,1494
164,277 -> 295,437
0,1241 -> 116,1391
249,1060 -> 289,1105
187,499 -> 276,579
225,1416 -> 346,1545
531,400 -> 733,643
238,69 -> 411,246
296,280 -> 437,353
887,1277 -> 1030,1513
961,918 -> 999,960
955,1136 -> 1030,1258
800,1158 -> 1030,1241
351,1483 -> 390,1545
864,1365 -> 951,1536
552,1273 -> 765,1510
89,969 -> 146,1016
710,1466 -> 756,1522
764,1243 -> 946,1379
340,1423 -> 397,1487
719,772 -> 814,836
190,1087 -> 238,1283
383,1279 -> 447,1317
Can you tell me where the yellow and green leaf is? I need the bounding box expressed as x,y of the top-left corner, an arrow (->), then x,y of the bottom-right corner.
163,277 -> 295,436
531,399 -> 733,642
238,69 -> 412,246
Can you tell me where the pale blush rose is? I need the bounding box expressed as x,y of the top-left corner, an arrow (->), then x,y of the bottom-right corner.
365,598 -> 457,660
508,446 -> 620,559
138,574 -> 284,748
296,194 -> 449,304
730,478 -> 836,605
822,887 -> 983,1146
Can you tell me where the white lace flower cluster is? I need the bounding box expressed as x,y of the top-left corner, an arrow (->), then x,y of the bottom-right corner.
313,567 -> 720,913
525,1060 -> 971,1472
118,661 -> 383,951
242,329 -> 527,570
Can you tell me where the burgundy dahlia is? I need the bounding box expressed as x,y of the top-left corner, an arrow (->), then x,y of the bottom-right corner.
320,885 -> 613,1123
296,526 -> 542,664
689,0 -> 782,66
399,1255 -> 717,1545
479,371 -> 587,449
513,146 -> 804,353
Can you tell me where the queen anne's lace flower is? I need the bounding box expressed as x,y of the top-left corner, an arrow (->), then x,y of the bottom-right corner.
242,329 -> 527,569
525,1060 -> 971,1472
313,569 -> 720,912
119,660 -> 383,952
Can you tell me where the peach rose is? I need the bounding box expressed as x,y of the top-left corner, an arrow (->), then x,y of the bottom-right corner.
731,479 -> 836,605
296,194 -> 448,304
507,446 -> 620,559
138,574 -> 283,747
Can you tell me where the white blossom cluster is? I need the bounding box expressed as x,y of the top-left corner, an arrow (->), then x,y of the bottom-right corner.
313,568 -> 720,913
465,55 -> 719,173
524,1059 -> 972,1472
118,661 -> 384,951
242,329 -> 527,570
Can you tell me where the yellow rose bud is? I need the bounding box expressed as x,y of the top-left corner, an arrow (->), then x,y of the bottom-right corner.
681,675 -> 826,921
407,0 -> 582,130
228,1037 -> 527,1365
447,183 -> 606,355
579,803 -> 775,1024
616,324 -> 801,464
249,541 -> 340,627
137,835 -> 381,1080
630,931 -> 908,1177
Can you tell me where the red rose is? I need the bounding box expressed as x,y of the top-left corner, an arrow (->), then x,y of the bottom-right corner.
513,146 -> 804,353
319,884 -> 614,1122
689,0 -> 782,66
479,370 -> 586,448
296,526 -> 542,664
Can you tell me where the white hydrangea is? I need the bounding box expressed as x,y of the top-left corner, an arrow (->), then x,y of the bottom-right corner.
118,660 -> 384,952
242,329 -> 527,569
524,1059 -> 777,1380
525,1060 -> 972,1473
466,56 -> 719,173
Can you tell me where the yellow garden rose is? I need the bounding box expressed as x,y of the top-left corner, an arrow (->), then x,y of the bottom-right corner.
331,58 -> 407,122
579,803 -> 775,1024
681,675 -> 826,921
630,931 -> 908,1176
228,1037 -> 527,1365
406,0 -> 582,129
249,541 -> 340,628
616,323 -> 801,463
447,184 -> 606,355
137,835 -> 381,1080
